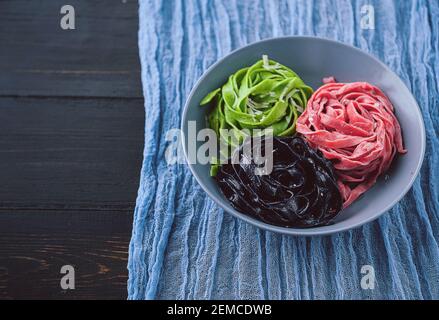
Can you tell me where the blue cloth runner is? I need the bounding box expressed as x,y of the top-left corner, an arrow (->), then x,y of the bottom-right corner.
129,0 -> 439,299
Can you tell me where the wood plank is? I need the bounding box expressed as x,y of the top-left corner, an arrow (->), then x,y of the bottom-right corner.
0,0 -> 145,299
0,0 -> 142,98
0,210 -> 132,299
0,96 -> 144,210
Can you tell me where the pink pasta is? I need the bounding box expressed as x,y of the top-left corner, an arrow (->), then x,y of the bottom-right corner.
297,80 -> 406,208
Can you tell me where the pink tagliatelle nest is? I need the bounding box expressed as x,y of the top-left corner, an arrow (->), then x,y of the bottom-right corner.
297,78 -> 406,208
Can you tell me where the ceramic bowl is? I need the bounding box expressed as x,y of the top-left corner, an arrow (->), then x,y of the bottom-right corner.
181,36 -> 425,236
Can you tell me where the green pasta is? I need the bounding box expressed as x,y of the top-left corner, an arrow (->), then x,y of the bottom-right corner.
201,55 -> 313,176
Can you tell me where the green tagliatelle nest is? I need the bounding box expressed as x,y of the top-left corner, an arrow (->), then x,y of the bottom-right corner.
201,55 -> 313,175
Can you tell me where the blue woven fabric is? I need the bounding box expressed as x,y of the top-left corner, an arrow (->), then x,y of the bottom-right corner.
129,0 -> 439,299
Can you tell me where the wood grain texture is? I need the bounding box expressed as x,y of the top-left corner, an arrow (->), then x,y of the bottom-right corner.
0,97 -> 144,210
0,211 -> 132,300
0,0 -> 142,98
0,96 -> 144,299
0,0 -> 144,299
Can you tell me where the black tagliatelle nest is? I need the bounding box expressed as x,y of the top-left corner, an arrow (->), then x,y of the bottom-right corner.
216,136 -> 343,228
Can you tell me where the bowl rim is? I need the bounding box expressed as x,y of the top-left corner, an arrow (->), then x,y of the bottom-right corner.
181,35 -> 426,236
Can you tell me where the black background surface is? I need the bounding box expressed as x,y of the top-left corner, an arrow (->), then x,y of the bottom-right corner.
0,0 -> 144,299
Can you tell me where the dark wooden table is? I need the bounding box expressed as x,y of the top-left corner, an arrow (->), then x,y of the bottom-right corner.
0,0 -> 144,299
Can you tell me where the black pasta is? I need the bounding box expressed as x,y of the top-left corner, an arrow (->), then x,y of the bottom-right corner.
215,136 -> 343,228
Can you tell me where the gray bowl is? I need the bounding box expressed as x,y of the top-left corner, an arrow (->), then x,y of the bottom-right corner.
181,36 -> 425,236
